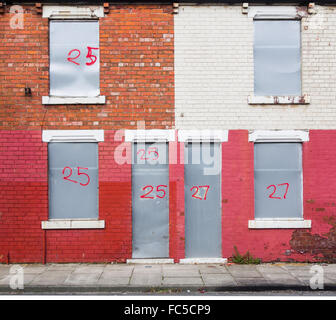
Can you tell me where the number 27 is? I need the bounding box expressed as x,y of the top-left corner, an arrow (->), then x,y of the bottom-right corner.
267,183 -> 289,199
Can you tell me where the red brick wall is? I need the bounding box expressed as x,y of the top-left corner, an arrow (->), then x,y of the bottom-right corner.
1,130 -> 336,262
222,130 -> 336,263
0,5 -> 174,130
0,130 -> 133,263
1,5 -> 336,264
0,3 -> 175,263
0,131 -> 47,263
45,130 -> 132,263
169,138 -> 185,262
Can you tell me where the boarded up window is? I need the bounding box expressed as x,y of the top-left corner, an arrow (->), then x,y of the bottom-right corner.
48,142 -> 98,219
254,20 -> 301,96
49,20 -> 100,97
254,143 -> 302,219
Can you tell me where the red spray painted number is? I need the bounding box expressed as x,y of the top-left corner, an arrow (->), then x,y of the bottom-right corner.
190,185 -> 210,200
140,185 -> 167,199
67,49 -> 81,65
267,183 -> 289,199
85,47 -> 99,66
62,167 -> 90,186
67,47 -> 99,66
137,147 -> 159,161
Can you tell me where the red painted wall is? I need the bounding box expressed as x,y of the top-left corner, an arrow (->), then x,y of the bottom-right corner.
1,130 -> 336,263
0,130 -> 133,263
0,131 -> 47,263
222,130 -> 336,263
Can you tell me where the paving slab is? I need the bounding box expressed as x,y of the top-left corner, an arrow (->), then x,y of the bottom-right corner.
323,265 -> 336,273
199,265 -> 229,274
98,276 -> 130,286
22,265 -> 48,274
162,265 -> 200,270
256,265 -> 290,274
162,277 -> 203,286
262,274 -> 304,286
133,265 -> 162,274
0,274 -> 38,287
64,273 -> 101,286
130,273 -> 162,286
30,271 -> 68,286
235,278 -> 270,287
104,264 -> 134,271
0,262 -> 336,293
72,265 -> 105,274
201,274 -> 236,286
46,264 -> 78,272
162,266 -> 200,277
100,269 -> 133,278
227,265 -> 262,278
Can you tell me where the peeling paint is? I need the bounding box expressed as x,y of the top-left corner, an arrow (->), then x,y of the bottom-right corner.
290,216 -> 336,262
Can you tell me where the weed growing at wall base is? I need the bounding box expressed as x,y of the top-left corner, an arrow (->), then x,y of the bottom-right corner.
231,246 -> 261,264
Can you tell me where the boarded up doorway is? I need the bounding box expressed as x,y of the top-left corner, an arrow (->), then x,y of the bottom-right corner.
131,142 -> 169,258
184,142 -> 221,258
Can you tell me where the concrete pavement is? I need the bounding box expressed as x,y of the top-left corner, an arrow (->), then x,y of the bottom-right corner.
0,262 -> 334,294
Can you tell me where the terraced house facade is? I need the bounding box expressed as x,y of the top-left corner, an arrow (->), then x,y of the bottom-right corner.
1,0 -> 336,264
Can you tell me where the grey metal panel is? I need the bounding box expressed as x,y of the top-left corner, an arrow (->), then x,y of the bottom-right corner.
48,142 -> 98,219
254,143 -> 302,219
254,20 -> 301,96
49,20 -> 100,97
132,143 -> 169,258
184,143 -> 221,258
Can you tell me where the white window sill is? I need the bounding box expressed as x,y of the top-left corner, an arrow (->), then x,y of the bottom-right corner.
41,219 -> 105,230
248,219 -> 311,229
42,130 -> 104,143
42,96 -> 106,105
249,130 -> 309,143
248,95 -> 310,105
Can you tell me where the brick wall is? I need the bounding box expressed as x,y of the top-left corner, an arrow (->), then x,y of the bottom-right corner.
2,129 -> 336,262
1,3 -> 336,263
0,4 -> 175,263
0,4 -> 174,130
0,131 -> 47,263
175,5 -> 336,130
0,130 -> 134,263
222,130 -> 336,263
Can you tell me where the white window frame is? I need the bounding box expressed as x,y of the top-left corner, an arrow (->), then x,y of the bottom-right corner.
42,5 -> 106,105
125,129 -> 175,142
248,130 -> 311,229
178,130 -> 228,142
247,6 -> 310,105
42,129 -> 105,230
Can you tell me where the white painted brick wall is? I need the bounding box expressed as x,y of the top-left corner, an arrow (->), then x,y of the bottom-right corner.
175,5 -> 336,129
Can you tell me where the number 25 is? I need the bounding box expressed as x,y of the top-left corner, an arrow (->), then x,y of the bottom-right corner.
67,47 -> 99,66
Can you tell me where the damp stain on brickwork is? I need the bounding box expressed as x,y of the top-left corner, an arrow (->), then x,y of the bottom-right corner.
290,215 -> 336,262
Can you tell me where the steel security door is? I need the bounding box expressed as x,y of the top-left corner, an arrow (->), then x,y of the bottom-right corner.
184,142 -> 221,258
132,142 -> 169,258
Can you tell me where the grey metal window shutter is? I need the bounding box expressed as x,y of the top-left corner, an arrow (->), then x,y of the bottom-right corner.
49,20 -> 100,97
254,143 -> 303,219
254,20 -> 301,96
48,142 -> 99,219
